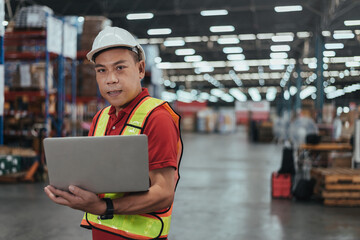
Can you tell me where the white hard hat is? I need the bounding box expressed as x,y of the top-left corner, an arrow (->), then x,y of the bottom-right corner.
86,26 -> 145,63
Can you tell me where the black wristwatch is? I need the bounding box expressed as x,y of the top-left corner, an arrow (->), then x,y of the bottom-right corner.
98,198 -> 114,220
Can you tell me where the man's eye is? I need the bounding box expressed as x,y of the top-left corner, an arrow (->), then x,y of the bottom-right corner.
96,69 -> 105,73
116,66 -> 124,70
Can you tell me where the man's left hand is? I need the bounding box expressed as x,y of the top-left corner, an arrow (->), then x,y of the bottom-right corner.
44,185 -> 106,215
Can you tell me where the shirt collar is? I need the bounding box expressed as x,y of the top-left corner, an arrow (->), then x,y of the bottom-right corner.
108,88 -> 150,116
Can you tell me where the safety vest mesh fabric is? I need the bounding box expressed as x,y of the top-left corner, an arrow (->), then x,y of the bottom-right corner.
80,97 -> 182,240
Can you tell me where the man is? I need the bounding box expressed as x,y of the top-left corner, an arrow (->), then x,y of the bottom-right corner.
44,26 -> 183,240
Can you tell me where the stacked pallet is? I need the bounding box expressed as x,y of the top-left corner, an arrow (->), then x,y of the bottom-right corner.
311,168 -> 360,206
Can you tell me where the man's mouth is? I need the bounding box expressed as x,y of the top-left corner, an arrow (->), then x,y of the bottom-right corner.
107,90 -> 122,96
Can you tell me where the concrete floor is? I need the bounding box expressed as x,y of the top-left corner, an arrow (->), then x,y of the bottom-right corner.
1,128 -> 360,240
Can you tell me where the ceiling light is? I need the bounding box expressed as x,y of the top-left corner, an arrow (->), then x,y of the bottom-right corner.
272,35 -> 294,42
323,51 -> 336,57
163,39 -> 185,47
284,90 -> 290,100
200,9 -> 228,16
274,5 -> 303,13
184,55 -> 203,62
210,25 -> 235,33
195,66 -> 214,73
333,30 -> 355,39
345,61 -> 360,67
300,86 -> 317,99
223,47 -> 243,54
227,54 -> 245,61
297,32 -> 311,38
77,17 -> 84,23
229,70 -> 243,86
248,88 -> 261,102
233,64 -> 250,72
238,34 -> 256,40
344,20 -> 360,26
161,91 -> 177,102
229,88 -> 247,102
184,36 -> 202,42
210,88 -> 224,97
266,87 -> 277,101
154,57 -> 162,63
322,31 -> 331,37
221,93 -> 235,103
126,13 -> 154,20
289,86 -> 298,96
175,48 -> 195,56
147,28 -> 172,35
257,33 -> 274,39
270,52 -> 288,59
217,37 -> 240,44
270,45 -> 291,52
325,43 -> 344,50
269,65 -> 285,70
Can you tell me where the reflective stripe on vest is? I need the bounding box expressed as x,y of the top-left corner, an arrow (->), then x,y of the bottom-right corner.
81,97 -> 182,240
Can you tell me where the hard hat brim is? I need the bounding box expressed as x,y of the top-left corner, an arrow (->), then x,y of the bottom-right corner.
86,43 -> 146,63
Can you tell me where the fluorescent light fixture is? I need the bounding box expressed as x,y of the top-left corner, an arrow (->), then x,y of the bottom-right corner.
221,93 -> 235,102
297,32 -> 311,38
322,31 -> 331,37
284,90 -> 290,100
217,37 -> 240,44
210,88 -> 224,97
269,65 -> 285,70
126,13 -> 154,20
195,66 -> 214,73
154,57 -> 162,63
147,28 -> 172,35
333,30 -> 355,39
324,86 -> 336,94
327,89 -> 345,99
77,17 -> 84,23
175,48 -> 195,56
223,47 -> 243,54
199,92 -> 210,100
248,88 -> 261,102
229,70 -> 243,86
300,86 -> 317,99
200,9 -> 228,16
325,43 -> 344,50
270,52 -> 288,59
233,64 -> 250,72
345,61 -> 360,67
184,55 -> 203,62
308,62 -> 317,69
229,88 -> 247,102
161,91 -> 177,102
266,87 -> 277,101
323,51 -> 336,57
344,20 -> 360,26
270,45 -> 291,52
289,86 -> 298,96
239,34 -> 256,40
163,39 -> 185,47
272,35 -> 294,42
209,96 -> 218,102
274,5 -> 303,13
210,25 -> 235,33
184,36 -> 202,42
257,33 -> 274,39
227,54 -> 245,61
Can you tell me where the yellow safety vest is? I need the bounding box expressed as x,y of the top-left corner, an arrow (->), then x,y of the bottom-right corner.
80,96 -> 183,240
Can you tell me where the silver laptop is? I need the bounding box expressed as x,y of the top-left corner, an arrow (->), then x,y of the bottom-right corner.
43,135 -> 149,194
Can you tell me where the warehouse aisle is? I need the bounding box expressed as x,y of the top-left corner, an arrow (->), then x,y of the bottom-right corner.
1,129 -> 360,240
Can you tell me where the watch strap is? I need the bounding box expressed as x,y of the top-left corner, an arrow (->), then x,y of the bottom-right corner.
98,198 -> 114,220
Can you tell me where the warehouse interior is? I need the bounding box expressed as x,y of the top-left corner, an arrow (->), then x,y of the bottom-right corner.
1,0 -> 360,239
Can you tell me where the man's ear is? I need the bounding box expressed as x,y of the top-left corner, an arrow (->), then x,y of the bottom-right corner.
138,60 -> 145,79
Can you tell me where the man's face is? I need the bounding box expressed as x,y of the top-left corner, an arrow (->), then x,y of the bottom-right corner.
94,48 -> 145,114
